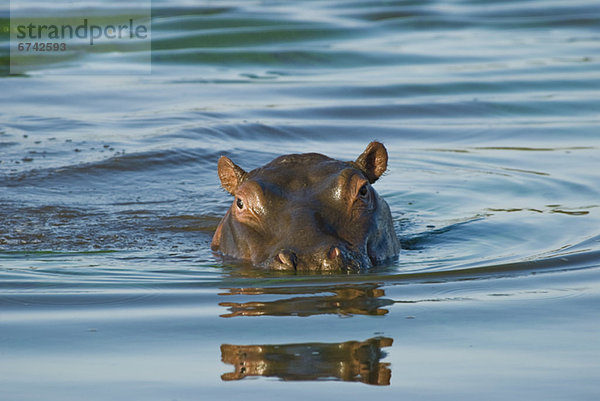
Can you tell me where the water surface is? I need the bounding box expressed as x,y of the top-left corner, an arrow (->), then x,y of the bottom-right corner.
1,0 -> 599,399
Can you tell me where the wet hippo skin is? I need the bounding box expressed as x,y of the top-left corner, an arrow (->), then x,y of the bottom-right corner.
211,141 -> 400,271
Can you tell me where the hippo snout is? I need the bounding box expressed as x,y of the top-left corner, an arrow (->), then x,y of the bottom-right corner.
269,246 -> 365,272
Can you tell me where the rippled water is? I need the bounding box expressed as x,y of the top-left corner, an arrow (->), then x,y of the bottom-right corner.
1,1 -> 600,399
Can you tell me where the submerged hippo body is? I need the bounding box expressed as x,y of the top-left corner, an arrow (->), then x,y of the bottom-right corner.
211,141 -> 400,271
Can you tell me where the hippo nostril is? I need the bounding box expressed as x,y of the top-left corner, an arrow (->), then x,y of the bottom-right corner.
327,246 -> 341,260
277,250 -> 297,270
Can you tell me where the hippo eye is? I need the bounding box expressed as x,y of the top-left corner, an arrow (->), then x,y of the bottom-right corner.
236,198 -> 244,209
358,184 -> 369,198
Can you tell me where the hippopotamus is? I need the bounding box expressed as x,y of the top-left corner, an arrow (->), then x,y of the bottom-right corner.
211,141 -> 400,271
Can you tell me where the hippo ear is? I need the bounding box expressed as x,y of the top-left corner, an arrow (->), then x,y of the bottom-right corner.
354,141 -> 388,183
218,156 -> 247,195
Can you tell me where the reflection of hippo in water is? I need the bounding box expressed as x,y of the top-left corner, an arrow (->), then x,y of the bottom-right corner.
221,337 -> 393,385
211,142 -> 400,271
219,283 -> 394,317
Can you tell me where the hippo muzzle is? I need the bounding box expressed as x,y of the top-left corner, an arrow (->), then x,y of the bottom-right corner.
268,245 -> 364,272
211,141 -> 400,272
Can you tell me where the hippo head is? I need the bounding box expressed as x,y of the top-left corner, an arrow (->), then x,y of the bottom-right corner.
211,141 -> 400,272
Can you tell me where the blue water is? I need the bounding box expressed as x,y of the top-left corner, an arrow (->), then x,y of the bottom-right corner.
1,0 -> 600,399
